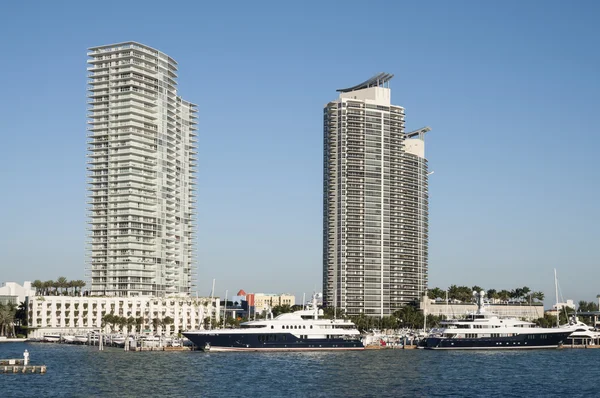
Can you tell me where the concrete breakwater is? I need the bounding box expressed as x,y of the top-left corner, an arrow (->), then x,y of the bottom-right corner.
1,357 -> 47,374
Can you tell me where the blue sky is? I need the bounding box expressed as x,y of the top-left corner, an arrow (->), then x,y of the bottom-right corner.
0,0 -> 598,307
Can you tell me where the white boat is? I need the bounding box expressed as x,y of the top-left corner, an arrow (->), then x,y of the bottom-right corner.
62,335 -> 76,343
421,291 -> 573,350
562,316 -> 600,345
183,293 -> 364,352
43,334 -> 60,343
74,335 -> 88,343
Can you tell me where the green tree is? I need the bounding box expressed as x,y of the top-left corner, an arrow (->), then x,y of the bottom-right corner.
427,287 -> 445,300
44,280 -> 54,296
126,316 -> 135,333
32,280 -> 43,296
74,280 -> 86,296
487,289 -> 498,301
521,286 -> 531,302
102,313 -> 115,331
472,286 -> 484,294
152,317 -> 161,332
15,302 -> 28,327
272,305 -> 293,317
135,317 -> 144,333
163,316 -> 174,334
531,291 -> 545,302
0,303 -> 17,337
498,290 -> 511,301
57,276 -> 68,295
321,307 -> 346,319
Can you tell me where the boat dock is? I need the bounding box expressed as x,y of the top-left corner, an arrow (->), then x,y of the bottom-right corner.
0,360 -> 46,374
1,350 -> 47,374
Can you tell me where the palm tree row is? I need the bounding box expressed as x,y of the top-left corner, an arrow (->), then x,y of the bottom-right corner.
31,278 -> 86,296
427,285 -> 545,303
102,313 -> 174,334
0,303 -> 17,337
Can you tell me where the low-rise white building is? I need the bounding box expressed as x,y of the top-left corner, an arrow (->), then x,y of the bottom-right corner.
421,296 -> 544,321
27,295 -> 220,338
0,281 -> 36,305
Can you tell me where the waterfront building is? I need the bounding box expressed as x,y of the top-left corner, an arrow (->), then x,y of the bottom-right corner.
245,292 -> 296,313
27,295 -> 220,339
323,73 -> 430,317
420,296 -> 545,321
0,281 -> 35,305
87,42 -> 198,297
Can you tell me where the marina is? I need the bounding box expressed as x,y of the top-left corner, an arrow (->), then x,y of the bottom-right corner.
2,341 -> 600,397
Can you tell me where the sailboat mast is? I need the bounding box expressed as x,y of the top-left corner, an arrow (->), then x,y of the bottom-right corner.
554,269 -> 559,327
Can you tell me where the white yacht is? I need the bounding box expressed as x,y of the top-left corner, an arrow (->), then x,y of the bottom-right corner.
421,291 -> 573,350
43,334 -> 60,343
562,316 -> 600,345
183,293 -> 364,351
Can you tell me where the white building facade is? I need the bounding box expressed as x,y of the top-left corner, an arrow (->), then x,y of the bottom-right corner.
323,73 -> 430,317
27,295 -> 219,338
87,42 -> 197,297
0,281 -> 36,305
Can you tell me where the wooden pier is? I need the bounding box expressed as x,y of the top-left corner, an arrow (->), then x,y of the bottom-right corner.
0,360 -> 46,374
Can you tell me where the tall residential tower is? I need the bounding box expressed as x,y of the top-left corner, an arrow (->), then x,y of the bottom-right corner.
87,42 -> 197,297
323,73 -> 430,317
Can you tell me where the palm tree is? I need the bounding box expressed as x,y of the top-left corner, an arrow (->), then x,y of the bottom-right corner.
32,280 -> 43,296
152,317 -> 161,333
135,317 -> 144,333
521,286 -> 531,302
67,280 -> 75,296
0,303 -> 16,337
532,291 -> 545,302
162,316 -> 174,334
75,280 -> 86,296
102,313 -> 115,332
56,277 -> 68,295
43,280 -> 53,296
126,317 -> 135,333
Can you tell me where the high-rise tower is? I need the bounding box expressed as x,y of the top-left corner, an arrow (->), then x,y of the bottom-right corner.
87,42 -> 197,297
323,73 -> 429,316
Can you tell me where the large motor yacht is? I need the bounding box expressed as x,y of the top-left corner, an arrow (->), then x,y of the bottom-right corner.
421,291 -> 573,350
183,294 -> 364,351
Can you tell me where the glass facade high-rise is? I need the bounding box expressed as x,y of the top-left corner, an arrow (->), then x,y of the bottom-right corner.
323,73 -> 430,317
87,42 -> 197,297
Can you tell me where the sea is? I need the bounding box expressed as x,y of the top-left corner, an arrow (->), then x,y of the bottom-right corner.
0,342 -> 597,397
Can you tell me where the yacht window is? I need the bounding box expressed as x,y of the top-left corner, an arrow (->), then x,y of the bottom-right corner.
271,326 -> 274,329
303,326 -> 306,329
310,326 -> 313,329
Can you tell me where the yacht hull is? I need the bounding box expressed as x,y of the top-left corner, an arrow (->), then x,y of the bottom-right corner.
422,331 -> 572,350
183,332 -> 364,351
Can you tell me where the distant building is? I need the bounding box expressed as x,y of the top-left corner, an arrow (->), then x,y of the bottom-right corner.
0,281 -> 36,305
244,292 -> 295,314
553,300 -> 576,311
27,295 -> 220,338
421,296 -> 544,321
544,300 -> 576,317
323,73 -> 430,317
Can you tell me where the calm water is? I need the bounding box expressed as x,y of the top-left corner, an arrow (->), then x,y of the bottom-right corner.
0,342 -> 598,397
